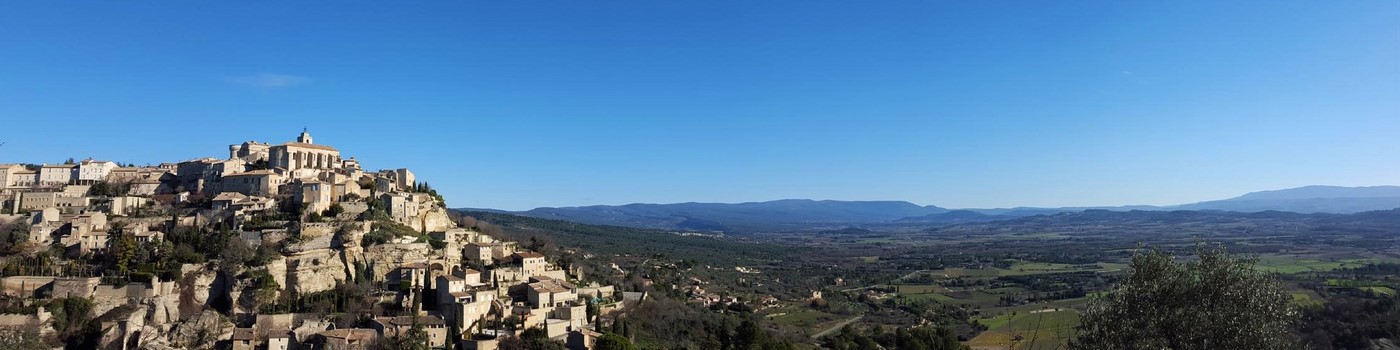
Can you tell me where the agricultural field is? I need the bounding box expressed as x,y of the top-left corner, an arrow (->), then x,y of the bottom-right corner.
893,284 -> 946,294
765,307 -> 840,330
1253,254 -> 1386,274
968,309 -> 1081,350
1361,286 -> 1396,295
934,261 -> 1128,279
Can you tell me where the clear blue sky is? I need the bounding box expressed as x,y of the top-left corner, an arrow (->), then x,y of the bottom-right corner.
1,1 -> 1397,210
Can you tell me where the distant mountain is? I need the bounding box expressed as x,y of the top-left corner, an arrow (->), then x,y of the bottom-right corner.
1172,186 -> 1400,214
927,208 -> 1400,239
895,210 -> 1018,224
964,205 -> 1165,217
461,185 -> 1400,233
470,199 -> 947,232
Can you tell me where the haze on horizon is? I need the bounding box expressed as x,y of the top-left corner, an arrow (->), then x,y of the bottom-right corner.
0,1 -> 1397,211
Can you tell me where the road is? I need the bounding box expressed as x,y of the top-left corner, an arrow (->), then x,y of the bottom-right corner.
811,314 -> 864,339
838,269 -> 930,292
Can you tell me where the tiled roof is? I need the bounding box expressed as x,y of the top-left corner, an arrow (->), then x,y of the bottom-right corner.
321,329 -> 377,341
232,328 -> 256,341
514,252 -> 545,259
225,170 -> 277,177
528,279 -> 577,294
278,142 -> 339,151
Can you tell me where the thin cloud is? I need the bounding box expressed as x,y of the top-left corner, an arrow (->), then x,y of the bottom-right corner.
226,73 -> 311,88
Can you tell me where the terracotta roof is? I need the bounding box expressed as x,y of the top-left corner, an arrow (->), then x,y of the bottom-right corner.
528,280 -> 576,294
514,252 -> 545,259
212,193 -> 249,202
232,328 -> 256,341
278,142 -> 339,152
321,329 -> 377,341
400,262 -> 428,269
225,170 -> 277,177
378,316 -> 446,327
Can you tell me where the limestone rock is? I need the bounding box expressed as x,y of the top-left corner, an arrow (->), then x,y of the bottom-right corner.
284,248 -> 348,295
163,310 -> 233,350
358,242 -> 433,282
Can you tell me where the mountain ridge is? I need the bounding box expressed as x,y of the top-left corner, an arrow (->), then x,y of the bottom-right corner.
459,185 -> 1400,232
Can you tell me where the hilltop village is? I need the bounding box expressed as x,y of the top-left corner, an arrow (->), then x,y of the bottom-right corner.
0,131 -> 629,350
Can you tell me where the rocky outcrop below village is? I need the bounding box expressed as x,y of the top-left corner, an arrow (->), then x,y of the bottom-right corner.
0,131 -> 624,349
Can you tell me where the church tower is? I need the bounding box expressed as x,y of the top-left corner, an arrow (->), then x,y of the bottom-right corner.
297,128 -> 314,144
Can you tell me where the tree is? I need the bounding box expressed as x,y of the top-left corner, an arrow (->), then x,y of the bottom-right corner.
519,327 -> 565,350
323,203 -> 344,218
734,320 -> 765,350
1070,245 -> 1299,350
387,321 -> 431,350
595,332 -> 637,350
218,236 -> 253,275
0,221 -> 29,254
112,232 -> 137,275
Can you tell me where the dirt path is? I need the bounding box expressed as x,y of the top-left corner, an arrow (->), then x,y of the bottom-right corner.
812,314 -> 864,339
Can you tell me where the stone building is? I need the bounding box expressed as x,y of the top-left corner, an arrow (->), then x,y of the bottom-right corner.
296,180 -> 334,214
2,166 -> 38,191
526,278 -> 577,309
0,164 -> 30,193
514,252 -> 547,278
127,178 -> 163,196
75,159 -> 118,184
222,170 -> 280,197
320,329 -> 377,350
37,164 -> 75,186
375,168 -> 415,193
228,141 -> 271,162
371,316 -> 449,348
269,129 -> 342,173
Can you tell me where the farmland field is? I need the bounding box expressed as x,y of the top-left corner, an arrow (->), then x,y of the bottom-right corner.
1253,254 -> 1384,274
969,309 -> 1081,350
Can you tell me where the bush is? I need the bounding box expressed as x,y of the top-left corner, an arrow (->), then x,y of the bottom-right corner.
1071,246 -> 1299,350
322,203 -> 344,218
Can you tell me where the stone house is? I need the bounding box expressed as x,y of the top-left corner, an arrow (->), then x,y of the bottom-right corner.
75,160 -> 118,184
526,278 -> 577,309
371,316 -> 449,348
320,329 -> 377,350
37,164 -> 75,186
222,170 -> 280,197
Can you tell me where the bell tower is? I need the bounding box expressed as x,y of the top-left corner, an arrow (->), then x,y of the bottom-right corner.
297,128 -> 314,144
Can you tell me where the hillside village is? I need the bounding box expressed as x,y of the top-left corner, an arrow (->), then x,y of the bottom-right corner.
0,131 -> 629,350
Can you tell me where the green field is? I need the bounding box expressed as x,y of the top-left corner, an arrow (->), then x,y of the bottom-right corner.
1362,286 -> 1396,295
969,309 -> 1080,350
1254,254 -> 1382,274
766,308 -> 838,329
936,261 -> 1128,279
894,284 -> 946,294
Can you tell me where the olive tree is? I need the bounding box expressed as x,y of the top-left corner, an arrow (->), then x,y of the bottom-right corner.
1071,245 -> 1299,350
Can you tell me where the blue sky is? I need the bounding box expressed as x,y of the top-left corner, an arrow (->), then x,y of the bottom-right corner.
1,1 -> 1397,210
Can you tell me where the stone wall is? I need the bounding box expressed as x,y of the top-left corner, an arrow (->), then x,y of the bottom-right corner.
0,276 -> 55,297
